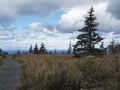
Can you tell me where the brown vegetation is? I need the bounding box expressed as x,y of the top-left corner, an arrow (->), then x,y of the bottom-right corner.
15,54 -> 120,90
0,59 -> 3,64
0,55 -> 3,64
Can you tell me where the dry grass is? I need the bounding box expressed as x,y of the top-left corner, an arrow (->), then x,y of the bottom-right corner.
0,59 -> 3,64
0,56 -> 3,65
15,54 -> 120,90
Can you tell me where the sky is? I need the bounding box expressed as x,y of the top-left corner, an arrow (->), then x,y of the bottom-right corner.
0,0 -> 120,50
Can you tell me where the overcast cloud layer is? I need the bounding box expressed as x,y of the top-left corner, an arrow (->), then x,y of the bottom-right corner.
0,0 -> 120,50
107,0 -> 120,20
0,0 -> 106,23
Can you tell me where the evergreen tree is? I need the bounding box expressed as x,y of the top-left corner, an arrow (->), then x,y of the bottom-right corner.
54,48 -> 57,54
110,39 -> 115,54
75,7 -> 103,56
67,41 -> 72,54
49,51 -> 53,54
73,44 -> 77,56
16,49 -> 20,55
29,44 -> 33,54
61,51 -> 65,54
0,48 -> 2,54
39,43 -> 47,54
108,39 -> 120,54
33,43 -> 39,54
115,42 -> 120,53
100,42 -> 104,54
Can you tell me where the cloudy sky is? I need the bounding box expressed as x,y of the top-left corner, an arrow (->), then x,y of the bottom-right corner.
0,0 -> 120,50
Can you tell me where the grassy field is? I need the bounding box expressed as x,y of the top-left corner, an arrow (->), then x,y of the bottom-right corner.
15,54 -> 120,90
0,59 -> 3,64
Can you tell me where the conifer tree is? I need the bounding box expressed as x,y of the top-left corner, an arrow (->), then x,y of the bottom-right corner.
75,7 -> 103,55
33,43 -> 39,54
17,49 -> 20,55
29,44 -> 33,54
54,48 -> 57,54
100,42 -> 104,53
39,43 -> 47,54
67,41 -> 72,54
0,48 -> 2,54
110,39 -> 115,54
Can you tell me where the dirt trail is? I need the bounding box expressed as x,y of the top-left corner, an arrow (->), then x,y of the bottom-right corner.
0,56 -> 22,90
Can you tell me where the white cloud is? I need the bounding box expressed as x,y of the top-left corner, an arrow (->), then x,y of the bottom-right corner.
3,24 -> 16,31
25,22 -> 43,30
0,31 -> 14,40
25,22 -> 59,36
94,2 -> 120,33
57,7 -> 86,33
43,28 -> 58,36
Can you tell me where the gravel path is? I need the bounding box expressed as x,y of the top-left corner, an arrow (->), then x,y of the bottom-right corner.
0,56 -> 22,90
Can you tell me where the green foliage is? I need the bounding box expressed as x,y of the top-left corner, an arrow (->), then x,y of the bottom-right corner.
33,44 -> 39,54
17,50 -> 21,55
67,41 -> 72,54
31,43 -> 47,54
39,43 -> 47,54
29,44 -> 33,54
0,48 -> 3,54
108,39 -> 120,54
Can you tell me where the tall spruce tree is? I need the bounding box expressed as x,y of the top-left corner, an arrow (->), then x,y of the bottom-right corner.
33,43 -> 39,54
75,7 -> 103,55
39,43 -> 47,54
29,44 -> 33,54
0,48 -> 2,54
67,41 -> 72,54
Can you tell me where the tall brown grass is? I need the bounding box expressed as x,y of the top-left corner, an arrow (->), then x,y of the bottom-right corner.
0,55 -> 3,64
0,59 -> 3,64
15,54 -> 120,90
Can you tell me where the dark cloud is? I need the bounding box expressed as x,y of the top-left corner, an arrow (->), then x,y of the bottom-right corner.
0,0 -> 61,24
107,0 -> 120,20
61,0 -> 105,8
0,0 -> 105,24
57,24 -> 77,33
16,0 -> 61,17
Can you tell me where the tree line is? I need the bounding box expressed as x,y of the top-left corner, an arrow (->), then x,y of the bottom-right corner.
107,39 -> 120,54
27,7 -> 120,56
29,43 -> 47,54
28,42 -> 72,55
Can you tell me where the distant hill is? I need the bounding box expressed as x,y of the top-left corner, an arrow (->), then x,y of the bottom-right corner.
4,49 -> 72,54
